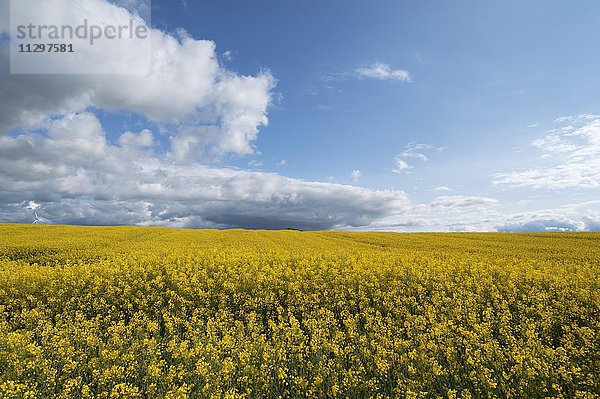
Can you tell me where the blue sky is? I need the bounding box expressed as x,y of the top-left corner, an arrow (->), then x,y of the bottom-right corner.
159,0 -> 600,189
1,0 -> 599,231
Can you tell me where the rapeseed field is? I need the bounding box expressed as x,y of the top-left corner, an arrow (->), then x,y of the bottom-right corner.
0,225 -> 598,398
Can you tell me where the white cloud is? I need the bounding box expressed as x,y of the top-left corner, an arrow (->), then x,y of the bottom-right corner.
0,0 -> 275,160
350,170 -> 363,182
392,142 -> 443,173
26,201 -> 40,211
497,218 -> 585,232
493,204 -> 600,232
554,114 -> 600,123
583,216 -> 600,232
355,62 -> 411,82
0,113 -> 412,229
276,160 -> 287,167
350,194 -> 502,232
358,196 -> 599,233
222,50 -> 233,61
401,152 -> 429,162
429,196 -> 498,209
118,129 -> 154,149
392,158 -> 413,173
318,62 -> 411,89
432,186 -> 452,192
493,115 -> 600,189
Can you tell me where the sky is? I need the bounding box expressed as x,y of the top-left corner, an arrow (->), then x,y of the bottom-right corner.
0,0 -> 599,231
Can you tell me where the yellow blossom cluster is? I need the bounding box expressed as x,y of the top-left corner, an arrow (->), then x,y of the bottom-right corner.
0,225 -> 598,398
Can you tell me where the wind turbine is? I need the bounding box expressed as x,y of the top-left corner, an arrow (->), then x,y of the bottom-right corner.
33,211 -> 43,224
28,201 -> 49,224
32,211 -> 50,224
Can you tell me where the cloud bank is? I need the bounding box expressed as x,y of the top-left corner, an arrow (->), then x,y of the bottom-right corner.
0,110 -> 411,230
497,215 -> 600,233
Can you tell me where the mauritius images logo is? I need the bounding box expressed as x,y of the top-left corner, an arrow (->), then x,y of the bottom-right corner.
10,0 -> 152,74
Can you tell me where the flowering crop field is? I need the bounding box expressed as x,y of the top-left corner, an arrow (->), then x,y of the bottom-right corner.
0,225 -> 598,398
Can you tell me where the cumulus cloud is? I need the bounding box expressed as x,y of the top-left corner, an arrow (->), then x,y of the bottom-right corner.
0,113 -> 412,229
0,0 -> 274,160
493,115 -> 600,189
355,62 -> 411,82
